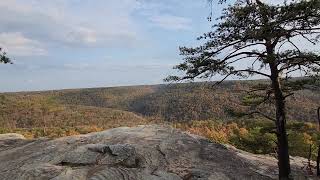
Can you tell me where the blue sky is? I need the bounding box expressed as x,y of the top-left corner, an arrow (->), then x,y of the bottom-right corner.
0,0 -> 226,92
0,0 -> 309,92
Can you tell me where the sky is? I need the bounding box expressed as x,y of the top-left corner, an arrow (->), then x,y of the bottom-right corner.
0,0 -> 312,92
0,0 -> 224,92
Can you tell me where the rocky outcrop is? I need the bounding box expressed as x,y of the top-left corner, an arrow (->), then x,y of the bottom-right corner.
0,125 -> 315,180
0,133 -> 25,140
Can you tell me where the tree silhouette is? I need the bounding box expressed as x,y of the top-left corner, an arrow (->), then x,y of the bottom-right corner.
167,0 -> 320,179
0,48 -> 11,64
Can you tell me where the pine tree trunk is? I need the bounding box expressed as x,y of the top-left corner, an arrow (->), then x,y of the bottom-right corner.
274,87 -> 291,179
270,64 -> 291,180
317,107 -> 320,176
317,146 -> 320,176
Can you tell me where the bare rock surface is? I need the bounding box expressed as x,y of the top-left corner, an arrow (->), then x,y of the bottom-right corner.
0,133 -> 26,140
0,125 -> 315,180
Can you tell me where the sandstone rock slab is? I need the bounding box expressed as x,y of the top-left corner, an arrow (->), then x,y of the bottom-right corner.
0,125 -> 315,180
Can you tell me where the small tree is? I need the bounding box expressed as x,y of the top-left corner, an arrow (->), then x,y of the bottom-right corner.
166,0 -> 320,179
0,48 -> 11,64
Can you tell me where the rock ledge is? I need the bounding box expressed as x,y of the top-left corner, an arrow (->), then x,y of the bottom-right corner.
0,125 -> 315,180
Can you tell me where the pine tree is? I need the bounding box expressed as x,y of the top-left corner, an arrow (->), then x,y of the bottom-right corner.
167,0 -> 320,179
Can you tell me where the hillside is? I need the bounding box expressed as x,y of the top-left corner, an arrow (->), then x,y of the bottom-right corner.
1,81 -> 319,126
0,91 -> 150,138
0,80 -> 319,160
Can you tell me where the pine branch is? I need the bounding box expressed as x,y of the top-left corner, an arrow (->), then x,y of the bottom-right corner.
243,111 -> 276,121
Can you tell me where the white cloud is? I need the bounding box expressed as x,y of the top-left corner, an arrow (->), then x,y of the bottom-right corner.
0,32 -> 47,56
0,0 -> 197,53
149,14 -> 192,31
66,27 -> 98,45
63,63 -> 91,71
0,0 -> 142,48
60,62 -> 174,72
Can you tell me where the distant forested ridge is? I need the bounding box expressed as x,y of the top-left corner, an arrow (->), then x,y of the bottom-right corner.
55,81 -> 320,122
1,80 -> 319,130
0,80 -> 319,160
